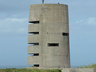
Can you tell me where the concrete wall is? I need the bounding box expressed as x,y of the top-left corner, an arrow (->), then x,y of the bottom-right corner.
62,68 -> 96,72
27,4 -> 70,69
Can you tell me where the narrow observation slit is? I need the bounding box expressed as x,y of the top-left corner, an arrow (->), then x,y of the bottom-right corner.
33,53 -> 39,56
28,43 -> 39,45
29,32 -> 39,34
29,21 -> 40,24
48,43 -> 59,46
33,43 -> 39,45
62,33 -> 69,36
33,64 -> 39,67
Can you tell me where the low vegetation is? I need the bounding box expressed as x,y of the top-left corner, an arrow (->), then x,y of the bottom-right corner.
0,68 -> 61,72
0,64 -> 96,72
80,64 -> 96,68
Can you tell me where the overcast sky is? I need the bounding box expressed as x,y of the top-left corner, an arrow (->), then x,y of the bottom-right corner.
0,0 -> 96,68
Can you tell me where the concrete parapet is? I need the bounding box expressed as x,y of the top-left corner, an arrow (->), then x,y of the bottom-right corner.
62,68 -> 96,72
28,24 -> 39,33
27,56 -> 40,64
27,45 -> 40,54
28,35 -> 39,44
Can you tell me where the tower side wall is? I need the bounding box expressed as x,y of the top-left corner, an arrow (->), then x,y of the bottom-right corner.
28,4 -> 70,69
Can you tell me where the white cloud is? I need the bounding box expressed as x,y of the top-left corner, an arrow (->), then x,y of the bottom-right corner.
0,17 -> 28,34
75,17 -> 96,25
75,20 -> 84,24
6,18 -> 27,22
87,17 -> 96,25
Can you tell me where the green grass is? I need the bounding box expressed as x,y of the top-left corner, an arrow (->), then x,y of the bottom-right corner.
0,64 -> 96,72
80,64 -> 96,68
0,68 -> 61,72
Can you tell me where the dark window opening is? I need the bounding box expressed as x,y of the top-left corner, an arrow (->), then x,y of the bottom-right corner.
48,43 -> 59,46
29,32 -> 39,34
29,21 -> 39,24
28,43 -> 39,45
33,43 -> 39,45
33,53 -> 39,56
62,33 -> 69,36
33,64 -> 39,67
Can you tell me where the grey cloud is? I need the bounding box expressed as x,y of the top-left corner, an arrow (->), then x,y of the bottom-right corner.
0,17 -> 28,34
1,0 -> 96,19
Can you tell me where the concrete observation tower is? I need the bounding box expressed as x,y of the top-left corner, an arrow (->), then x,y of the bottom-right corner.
27,4 -> 70,69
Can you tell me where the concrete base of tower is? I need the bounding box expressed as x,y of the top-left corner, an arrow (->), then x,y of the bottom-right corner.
27,67 -> 64,69
27,66 -> 70,69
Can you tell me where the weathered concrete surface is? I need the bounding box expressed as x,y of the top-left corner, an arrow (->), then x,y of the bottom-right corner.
62,68 -> 96,72
28,35 -> 39,43
27,56 -> 40,64
27,45 -> 40,54
27,4 -> 70,69
28,24 -> 39,32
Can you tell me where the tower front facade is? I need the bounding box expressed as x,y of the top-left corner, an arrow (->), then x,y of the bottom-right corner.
27,4 -> 70,69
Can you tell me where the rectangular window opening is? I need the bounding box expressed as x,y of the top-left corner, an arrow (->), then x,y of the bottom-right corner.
48,43 -> 59,46
29,32 -> 39,34
29,21 -> 40,24
33,43 -> 39,45
33,64 -> 39,67
33,53 -> 39,56
62,33 -> 69,36
28,43 -> 39,45
28,43 -> 39,46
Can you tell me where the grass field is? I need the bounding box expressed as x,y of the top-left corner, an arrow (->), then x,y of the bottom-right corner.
80,64 -> 96,68
0,68 -> 61,72
0,64 -> 96,72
